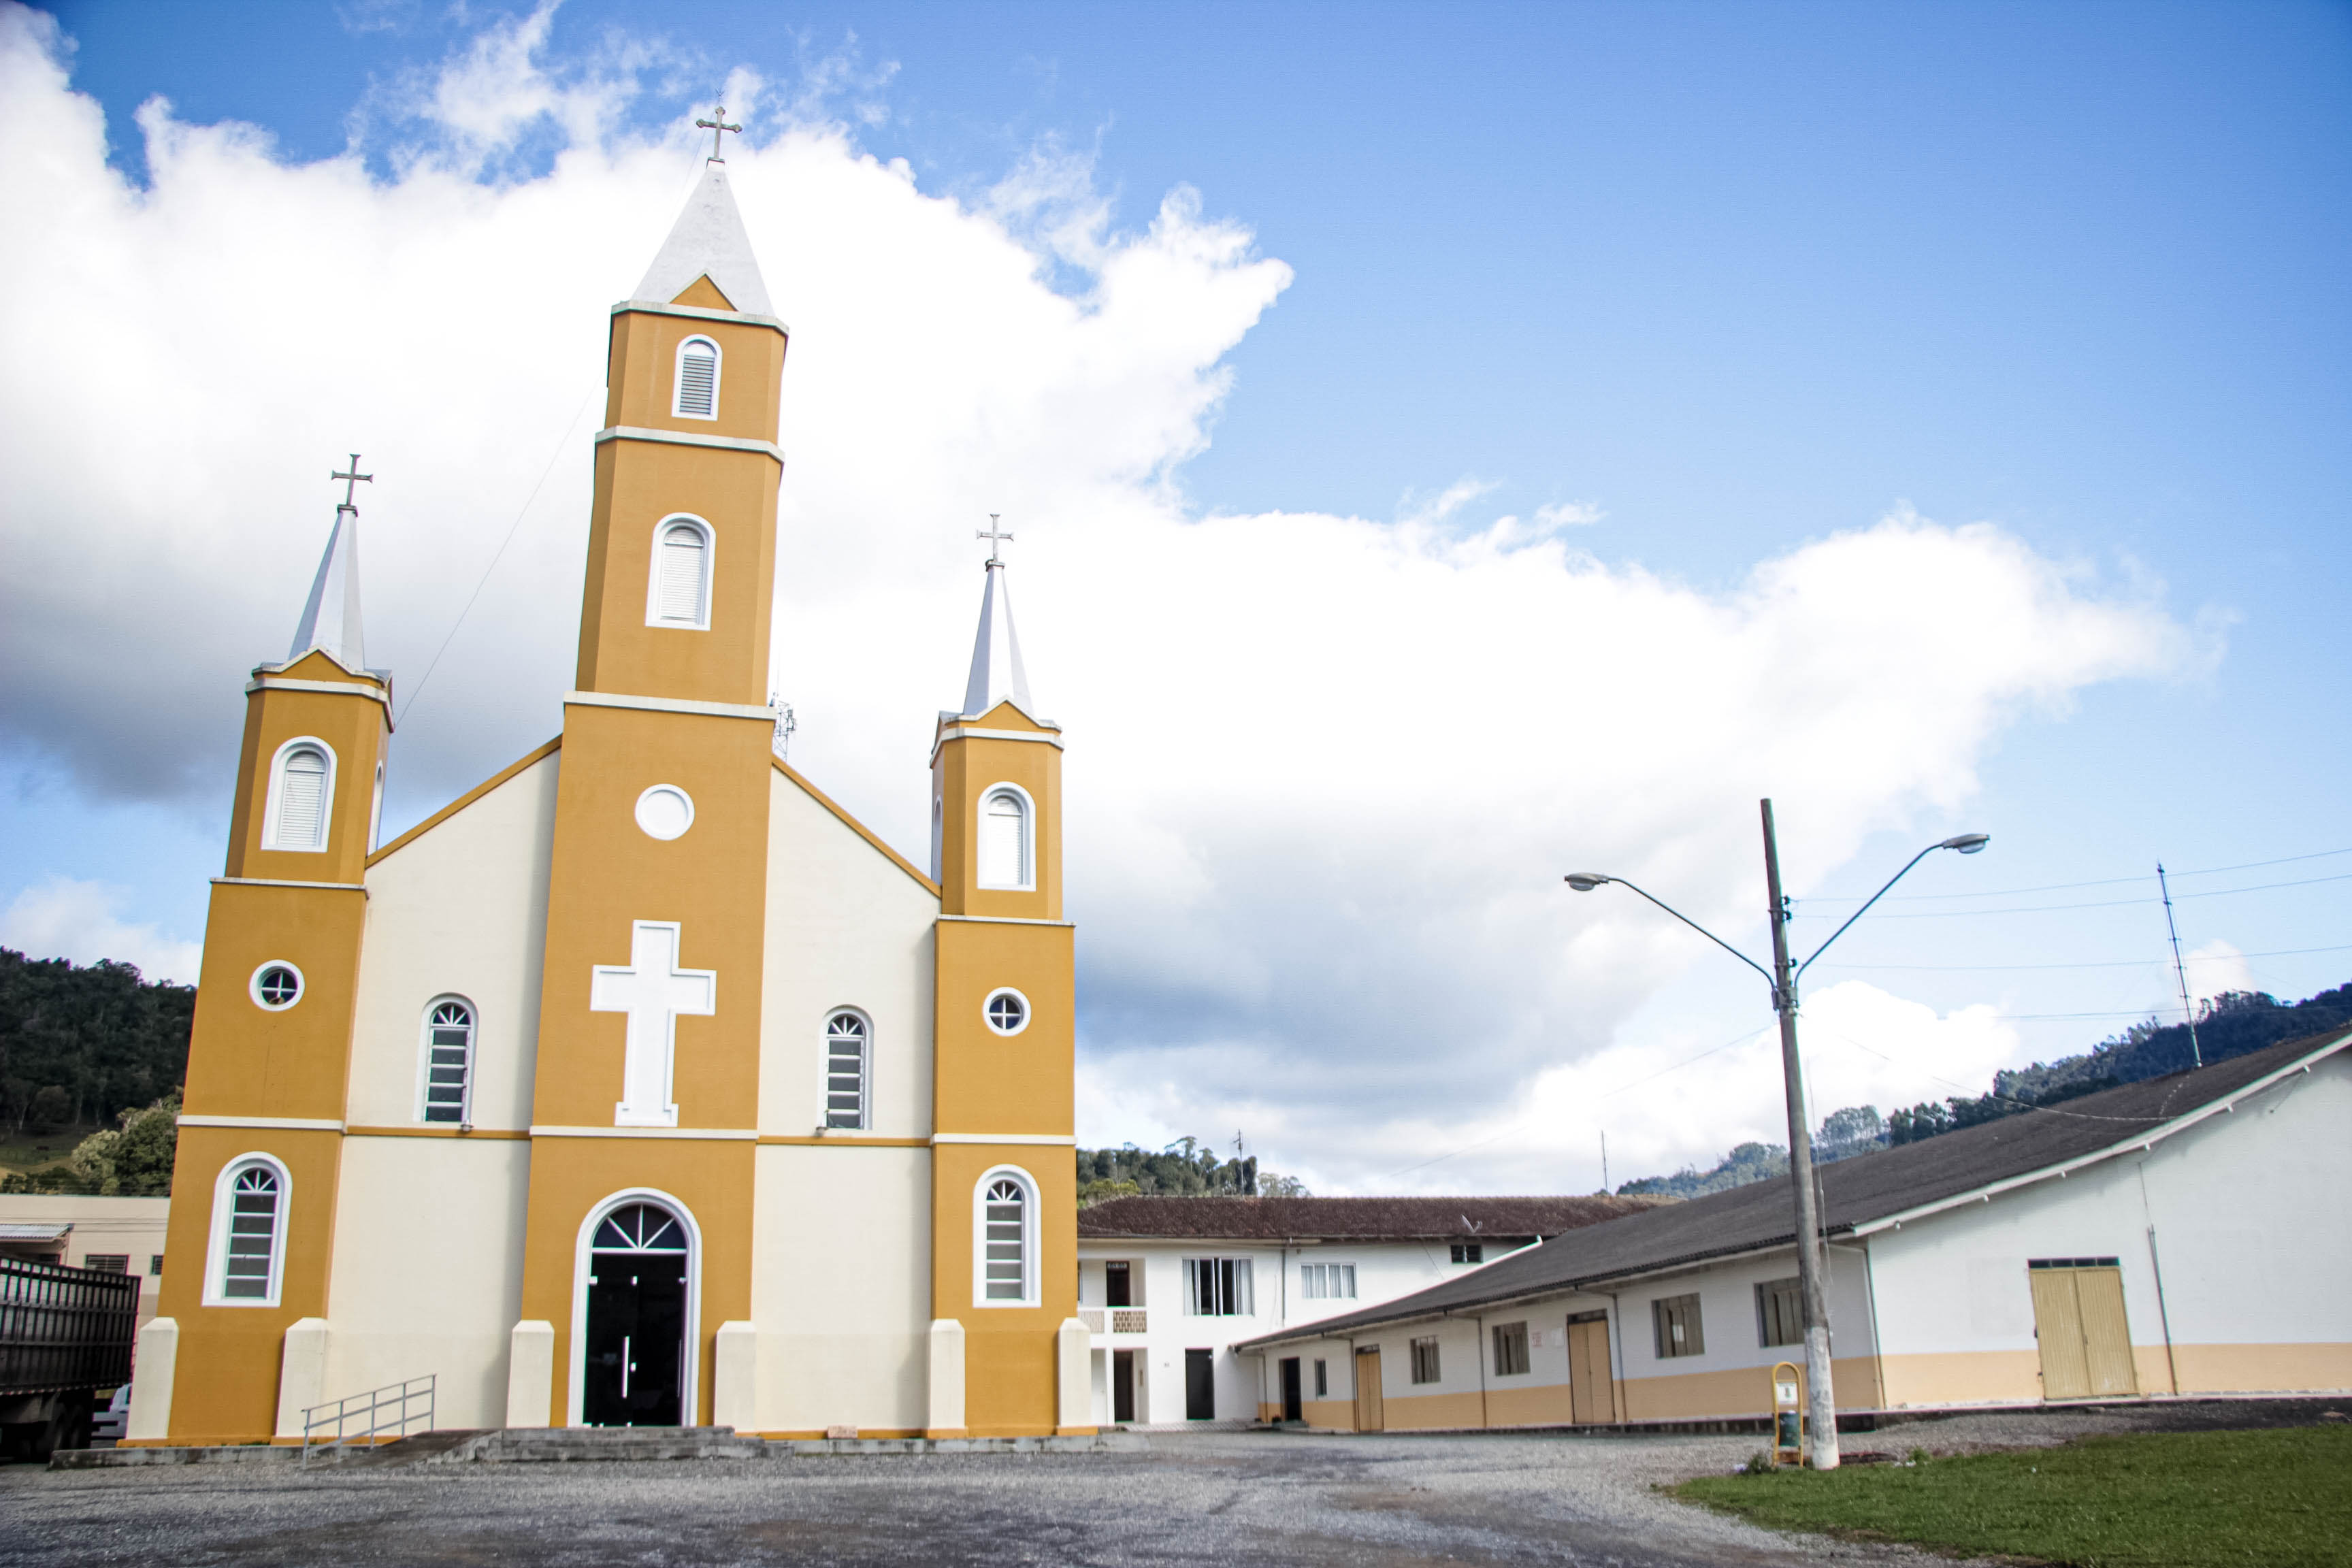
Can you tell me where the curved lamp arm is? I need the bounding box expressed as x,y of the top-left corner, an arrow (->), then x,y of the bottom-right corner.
1795,833 -> 1989,980
1564,874 -> 1776,990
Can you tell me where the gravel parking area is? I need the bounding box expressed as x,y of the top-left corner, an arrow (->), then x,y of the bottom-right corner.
2,1401 -> 2335,1567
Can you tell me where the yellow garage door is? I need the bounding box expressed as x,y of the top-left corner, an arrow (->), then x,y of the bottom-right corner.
2029,1260 -> 2138,1400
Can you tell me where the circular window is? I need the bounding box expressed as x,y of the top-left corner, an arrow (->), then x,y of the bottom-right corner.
250,962 -> 305,1011
983,987 -> 1030,1036
634,784 -> 696,841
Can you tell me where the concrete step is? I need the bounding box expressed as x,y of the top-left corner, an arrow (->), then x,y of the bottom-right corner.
433,1426 -> 771,1463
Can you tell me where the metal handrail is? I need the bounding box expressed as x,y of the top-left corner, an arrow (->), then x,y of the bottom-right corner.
300,1373 -> 435,1467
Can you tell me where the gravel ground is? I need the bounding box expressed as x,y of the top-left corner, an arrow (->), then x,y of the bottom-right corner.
2,1401 -> 2336,1567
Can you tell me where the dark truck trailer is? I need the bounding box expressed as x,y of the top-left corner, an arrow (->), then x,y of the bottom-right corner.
1,1256 -> 139,1460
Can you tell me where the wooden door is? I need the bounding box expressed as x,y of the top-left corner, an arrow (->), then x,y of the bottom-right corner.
1567,1316 -> 1616,1424
1354,1347 -> 1384,1432
2031,1265 -> 2137,1400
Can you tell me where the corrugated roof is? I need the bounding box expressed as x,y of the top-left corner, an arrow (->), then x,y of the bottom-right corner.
0,1223 -> 72,1242
1240,1028 -> 2351,1348
1077,1194 -> 1665,1243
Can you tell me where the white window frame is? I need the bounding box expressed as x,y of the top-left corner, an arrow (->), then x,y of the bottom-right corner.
822,1008 -> 870,1130
982,987 -> 1031,1037
975,783 -> 1035,890
1183,1256 -> 1255,1317
202,1153 -> 291,1307
567,1188 -> 702,1428
261,736 -> 337,853
644,514 -> 715,630
672,334 -> 721,421
972,1165 -> 1040,1309
416,994 -> 478,1125
1301,1261 -> 1356,1300
248,960 -> 306,1011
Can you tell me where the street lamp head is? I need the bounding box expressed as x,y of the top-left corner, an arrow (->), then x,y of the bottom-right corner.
1563,873 -> 1614,892
1938,833 -> 1991,855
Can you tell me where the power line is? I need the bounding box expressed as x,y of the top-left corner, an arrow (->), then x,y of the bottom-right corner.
1801,844 -> 2352,904
1797,870 -> 2352,919
1812,941 -> 2352,974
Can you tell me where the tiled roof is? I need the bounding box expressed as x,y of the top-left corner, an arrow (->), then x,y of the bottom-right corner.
1076,1194 -> 1667,1243
1239,1028 -> 2351,1348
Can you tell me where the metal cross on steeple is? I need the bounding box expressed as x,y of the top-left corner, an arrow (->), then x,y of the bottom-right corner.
695,105 -> 742,163
975,514 -> 1015,566
331,455 -> 373,512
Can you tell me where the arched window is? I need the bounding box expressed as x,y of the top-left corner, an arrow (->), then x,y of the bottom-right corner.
672,336 -> 721,419
647,517 -> 713,629
265,739 -> 336,852
975,1167 -> 1038,1307
823,1011 -> 868,1130
206,1156 -> 289,1306
421,998 -> 476,1124
977,786 -> 1032,889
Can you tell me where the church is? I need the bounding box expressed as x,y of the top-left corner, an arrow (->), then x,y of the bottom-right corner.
127,149 -> 1089,1444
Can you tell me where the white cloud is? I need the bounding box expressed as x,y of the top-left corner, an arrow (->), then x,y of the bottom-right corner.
0,877 -> 203,984
2180,938 -> 2254,1007
0,4 -> 2211,1190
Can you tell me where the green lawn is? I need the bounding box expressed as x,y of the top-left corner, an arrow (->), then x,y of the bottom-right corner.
1674,1424 -> 2352,1568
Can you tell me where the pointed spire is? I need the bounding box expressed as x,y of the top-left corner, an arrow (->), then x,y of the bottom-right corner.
289,457 -> 370,670
961,521 -> 1033,719
634,157 -> 774,317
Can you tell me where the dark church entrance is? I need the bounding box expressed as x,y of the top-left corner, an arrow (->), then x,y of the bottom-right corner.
583,1203 -> 689,1426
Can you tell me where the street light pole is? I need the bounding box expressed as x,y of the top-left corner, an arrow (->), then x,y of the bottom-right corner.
1760,798 -> 1839,1470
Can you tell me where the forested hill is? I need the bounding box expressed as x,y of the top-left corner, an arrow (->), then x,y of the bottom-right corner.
1,948 -> 195,1133
1620,980 -> 2351,1198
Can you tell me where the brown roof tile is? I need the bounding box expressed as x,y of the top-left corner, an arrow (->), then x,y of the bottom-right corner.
1075,1194 -> 1668,1243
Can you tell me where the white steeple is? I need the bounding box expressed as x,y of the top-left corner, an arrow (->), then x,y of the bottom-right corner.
632,151 -> 774,317
289,456 -> 370,670
960,521 -> 1033,719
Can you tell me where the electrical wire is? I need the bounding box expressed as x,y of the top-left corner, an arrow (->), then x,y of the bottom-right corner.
1801,844 -> 2352,904
1795,870 -> 2352,919
1811,941 -> 2352,974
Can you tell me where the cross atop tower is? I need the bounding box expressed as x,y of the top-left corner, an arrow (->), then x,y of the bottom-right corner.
696,105 -> 742,163
331,454 -> 373,513
975,514 -> 1015,567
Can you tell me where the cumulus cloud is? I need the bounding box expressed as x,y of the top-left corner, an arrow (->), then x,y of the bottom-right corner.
2180,938 -> 2254,1007
0,877 -> 203,984
0,4 -> 2212,1188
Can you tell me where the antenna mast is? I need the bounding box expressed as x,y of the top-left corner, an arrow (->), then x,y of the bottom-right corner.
2157,862 -> 2204,1069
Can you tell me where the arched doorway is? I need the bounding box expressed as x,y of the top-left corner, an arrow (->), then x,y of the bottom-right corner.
581,1200 -> 691,1426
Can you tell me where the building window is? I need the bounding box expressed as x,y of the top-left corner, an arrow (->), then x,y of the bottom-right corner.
647,516 -> 713,629
1450,1242 -> 1484,1264
1105,1260 -> 1134,1307
673,335 -> 721,419
206,1156 -> 288,1306
1492,1320 -> 1531,1377
421,998 -> 475,1123
249,961 -> 304,1011
1755,1276 -> 1803,1348
824,1011 -> 868,1128
983,987 -> 1030,1036
149,1255 -> 165,1276
977,786 -> 1032,889
975,1168 -> 1037,1306
1410,1335 -> 1441,1385
1184,1257 -> 1254,1316
264,738 -> 335,852
81,1254 -> 129,1273
1313,1359 -> 1328,1398
1301,1262 -> 1356,1299
1652,1292 -> 1705,1359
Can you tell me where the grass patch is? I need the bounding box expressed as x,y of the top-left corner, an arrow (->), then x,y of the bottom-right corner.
1674,1424 -> 2352,1567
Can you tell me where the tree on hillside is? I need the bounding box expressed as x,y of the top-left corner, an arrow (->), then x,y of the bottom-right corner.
0,949 -> 196,1133
1075,1138 -> 1307,1203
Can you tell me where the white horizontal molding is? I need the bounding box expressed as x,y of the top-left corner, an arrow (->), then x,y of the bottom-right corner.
212,877 -> 368,894
936,915 -> 1076,928
564,690 -> 780,723
244,676 -> 391,707
612,299 -> 789,336
932,725 -> 1064,753
177,1114 -> 346,1132
594,425 -> 784,466
932,1132 -> 1076,1146
529,1124 -> 759,1141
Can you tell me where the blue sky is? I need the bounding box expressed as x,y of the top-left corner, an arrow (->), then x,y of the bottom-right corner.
4,0 -> 2348,1186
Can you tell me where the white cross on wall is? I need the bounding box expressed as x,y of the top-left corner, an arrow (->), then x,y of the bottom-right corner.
590,921 -> 717,1127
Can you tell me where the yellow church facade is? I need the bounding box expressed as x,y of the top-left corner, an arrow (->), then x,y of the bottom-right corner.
127,157 -> 1088,1445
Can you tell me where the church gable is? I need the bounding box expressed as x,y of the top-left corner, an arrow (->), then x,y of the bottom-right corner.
671,274 -> 736,311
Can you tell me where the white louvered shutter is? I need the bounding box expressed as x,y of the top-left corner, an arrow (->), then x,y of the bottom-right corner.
276,748 -> 328,848
979,793 -> 1026,886
676,341 -> 717,416
658,525 -> 707,623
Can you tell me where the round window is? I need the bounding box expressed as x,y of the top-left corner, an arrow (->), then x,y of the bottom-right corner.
250,962 -> 305,1011
634,784 -> 696,841
983,987 -> 1030,1036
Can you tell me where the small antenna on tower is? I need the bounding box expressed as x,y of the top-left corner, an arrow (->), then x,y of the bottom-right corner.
2157,862 -> 2204,1069
1601,1130 -> 1610,1194
770,692 -> 796,762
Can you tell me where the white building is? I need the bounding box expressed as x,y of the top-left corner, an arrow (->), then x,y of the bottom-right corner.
1239,1030 -> 2352,1431
0,1196 -> 171,1326
1075,1194 -> 1659,1426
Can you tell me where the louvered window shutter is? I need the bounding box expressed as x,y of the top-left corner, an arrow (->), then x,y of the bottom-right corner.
676,342 -> 717,417
658,526 -> 707,623
276,749 -> 328,848
979,794 -> 1026,886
